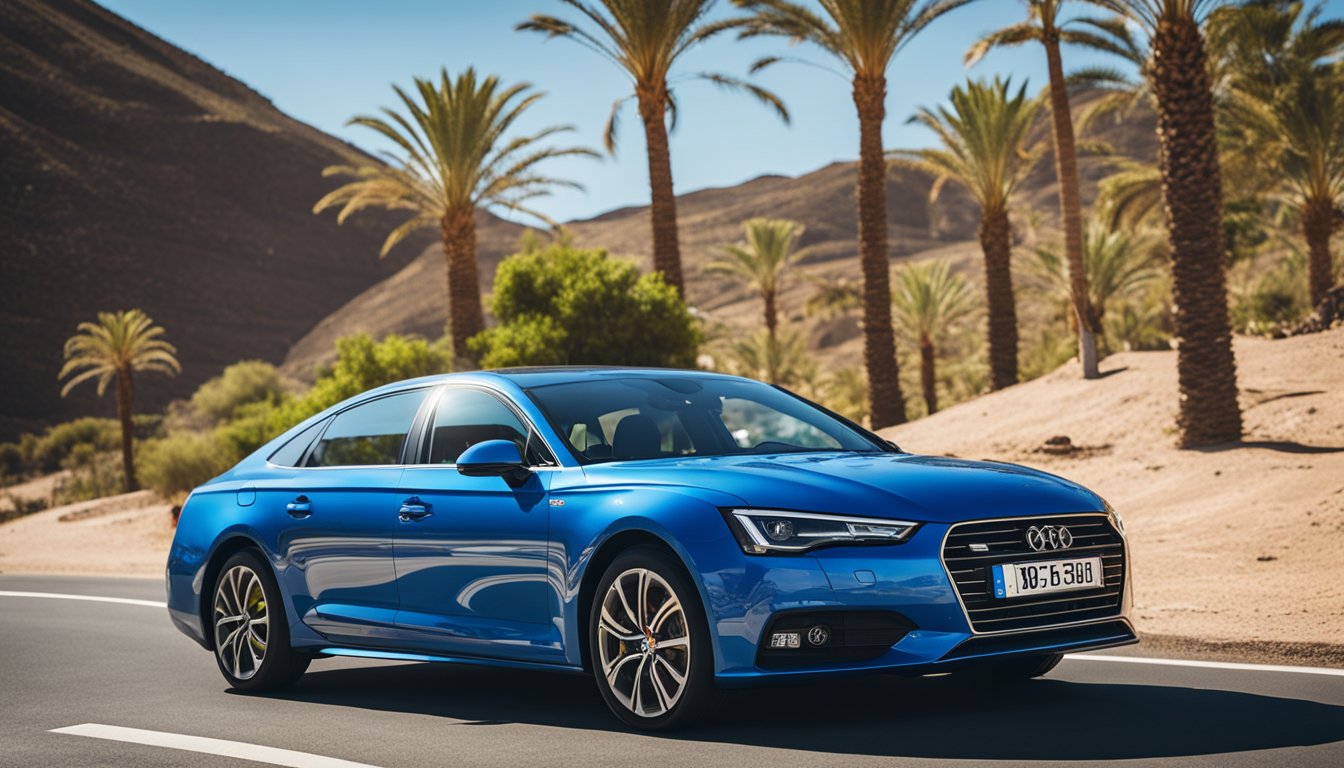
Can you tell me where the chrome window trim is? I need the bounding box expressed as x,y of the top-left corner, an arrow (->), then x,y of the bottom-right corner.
939,511 -> 1129,636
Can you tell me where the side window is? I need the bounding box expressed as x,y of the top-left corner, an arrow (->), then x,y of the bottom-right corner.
424,388 -> 540,465
267,418 -> 327,467
306,390 -> 428,467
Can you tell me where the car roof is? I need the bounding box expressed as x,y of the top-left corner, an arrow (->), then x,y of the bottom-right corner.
366,366 -> 745,396
488,366 -> 742,388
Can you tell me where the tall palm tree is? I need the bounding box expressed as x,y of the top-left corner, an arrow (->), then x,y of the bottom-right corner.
967,0 -> 1120,379
706,218 -> 808,338
518,1 -> 789,296
314,68 -> 594,361
734,0 -> 970,428
891,77 -> 1047,390
59,310 -> 179,492
891,259 -> 977,415
1030,218 -> 1164,332
1084,0 -> 1242,446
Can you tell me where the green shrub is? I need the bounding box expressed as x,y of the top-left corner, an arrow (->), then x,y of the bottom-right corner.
470,244 -> 700,369
189,360 -> 287,425
138,432 -> 234,502
31,418 -> 120,474
53,444 -> 124,505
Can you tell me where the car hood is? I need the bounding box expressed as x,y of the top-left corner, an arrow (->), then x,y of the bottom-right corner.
579,452 -> 1103,524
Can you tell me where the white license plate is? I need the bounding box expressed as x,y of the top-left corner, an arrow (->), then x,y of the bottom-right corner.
992,557 -> 1103,598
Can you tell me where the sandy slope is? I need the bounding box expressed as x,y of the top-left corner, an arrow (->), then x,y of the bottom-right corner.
881,329 -> 1344,647
0,491 -> 172,577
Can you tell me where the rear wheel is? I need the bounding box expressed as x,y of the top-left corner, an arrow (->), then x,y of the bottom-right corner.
211,550 -> 308,691
589,547 -> 715,730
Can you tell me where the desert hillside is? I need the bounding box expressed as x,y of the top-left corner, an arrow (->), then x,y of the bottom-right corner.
0,0 -> 517,438
881,329 -> 1344,648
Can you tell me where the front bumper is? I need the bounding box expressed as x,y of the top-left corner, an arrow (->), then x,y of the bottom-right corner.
706,515 -> 1134,685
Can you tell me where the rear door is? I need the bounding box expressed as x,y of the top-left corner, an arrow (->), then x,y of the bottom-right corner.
392,385 -> 560,662
268,388 -> 430,645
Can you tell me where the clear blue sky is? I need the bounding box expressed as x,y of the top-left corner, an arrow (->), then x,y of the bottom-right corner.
98,0 -> 1344,224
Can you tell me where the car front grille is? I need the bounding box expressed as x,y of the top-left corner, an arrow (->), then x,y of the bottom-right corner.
942,513 -> 1126,633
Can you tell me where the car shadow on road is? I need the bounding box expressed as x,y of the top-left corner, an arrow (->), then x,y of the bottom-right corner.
263,661 -> 1344,760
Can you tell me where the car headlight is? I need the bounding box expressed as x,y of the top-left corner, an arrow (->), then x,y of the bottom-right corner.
1103,498 -> 1125,534
722,509 -> 918,554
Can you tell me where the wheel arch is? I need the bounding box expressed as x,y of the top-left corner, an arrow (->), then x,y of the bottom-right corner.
198,534 -> 267,650
575,529 -> 696,675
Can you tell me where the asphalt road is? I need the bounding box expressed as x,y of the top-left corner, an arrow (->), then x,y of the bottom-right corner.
2,574 -> 1342,768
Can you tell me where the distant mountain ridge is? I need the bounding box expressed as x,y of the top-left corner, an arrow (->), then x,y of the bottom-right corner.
1,0 -> 1156,438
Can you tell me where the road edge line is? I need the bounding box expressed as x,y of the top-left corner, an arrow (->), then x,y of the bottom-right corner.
0,590 -> 166,608
1067,653 -> 1344,677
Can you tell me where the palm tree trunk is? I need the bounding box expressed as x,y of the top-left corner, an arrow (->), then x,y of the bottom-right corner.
1150,15 -> 1241,447
1043,34 -> 1099,380
638,90 -> 684,296
763,289 -> 779,341
853,73 -> 906,429
920,332 -> 937,416
1303,196 -> 1336,309
980,206 -> 1019,390
442,207 -> 484,364
116,367 -> 137,492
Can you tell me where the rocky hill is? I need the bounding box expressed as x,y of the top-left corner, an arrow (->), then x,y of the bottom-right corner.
0,0 -> 518,438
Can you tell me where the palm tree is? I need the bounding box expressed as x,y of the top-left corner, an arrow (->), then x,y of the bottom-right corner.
314,68 -> 594,361
967,0 -> 1121,379
1084,0 -> 1242,446
1231,70 -> 1344,307
734,0 -> 970,428
1030,218 -> 1164,333
59,310 -> 179,492
518,1 -> 788,297
706,218 -> 808,338
726,328 -> 815,386
891,260 -> 977,415
1217,2 -> 1344,307
891,77 -> 1046,390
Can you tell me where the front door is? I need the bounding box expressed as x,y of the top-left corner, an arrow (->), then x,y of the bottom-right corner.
274,388 -> 429,645
393,386 -> 558,662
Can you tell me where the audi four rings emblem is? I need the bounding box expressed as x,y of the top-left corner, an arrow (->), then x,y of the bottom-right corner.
1025,525 -> 1073,551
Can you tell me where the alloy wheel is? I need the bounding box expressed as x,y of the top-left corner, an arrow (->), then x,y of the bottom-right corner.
213,564 -> 269,681
596,567 -> 691,718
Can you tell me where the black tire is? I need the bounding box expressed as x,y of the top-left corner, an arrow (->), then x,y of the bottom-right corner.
209,550 -> 309,692
961,652 -> 1063,682
588,546 -> 717,730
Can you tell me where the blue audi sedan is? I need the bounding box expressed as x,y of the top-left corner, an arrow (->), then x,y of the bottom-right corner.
167,367 -> 1134,729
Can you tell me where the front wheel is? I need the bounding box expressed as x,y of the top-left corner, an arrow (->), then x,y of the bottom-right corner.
589,547 -> 716,730
211,550 -> 309,691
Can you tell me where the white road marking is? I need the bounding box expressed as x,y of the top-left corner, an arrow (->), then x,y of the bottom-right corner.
1067,653 -> 1344,678
50,724 -> 382,768
0,590 -> 166,608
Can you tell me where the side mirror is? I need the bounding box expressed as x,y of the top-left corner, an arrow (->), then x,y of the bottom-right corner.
457,440 -> 531,487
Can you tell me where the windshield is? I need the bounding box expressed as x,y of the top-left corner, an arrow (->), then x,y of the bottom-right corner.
524,376 -> 886,464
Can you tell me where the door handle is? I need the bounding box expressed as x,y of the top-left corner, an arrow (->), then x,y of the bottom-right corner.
286,496 -> 312,518
399,499 -> 432,522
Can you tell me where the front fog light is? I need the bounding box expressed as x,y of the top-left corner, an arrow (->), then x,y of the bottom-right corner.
769,631 -> 801,649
